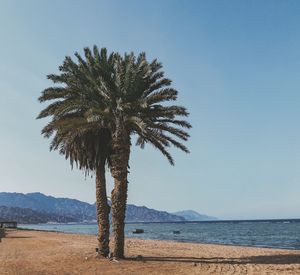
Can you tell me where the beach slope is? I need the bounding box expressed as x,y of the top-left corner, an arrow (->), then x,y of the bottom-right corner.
0,230 -> 299,274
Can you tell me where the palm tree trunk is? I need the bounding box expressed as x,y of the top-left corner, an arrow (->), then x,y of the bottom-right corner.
95,160 -> 110,257
111,173 -> 128,258
110,130 -> 131,259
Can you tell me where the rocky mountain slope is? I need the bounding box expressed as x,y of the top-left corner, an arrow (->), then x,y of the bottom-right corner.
0,205 -> 76,224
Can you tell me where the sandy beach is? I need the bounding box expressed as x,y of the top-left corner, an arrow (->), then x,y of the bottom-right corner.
0,230 -> 299,274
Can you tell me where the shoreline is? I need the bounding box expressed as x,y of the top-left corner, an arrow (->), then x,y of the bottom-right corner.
1,229 -> 300,274
18,226 -> 300,251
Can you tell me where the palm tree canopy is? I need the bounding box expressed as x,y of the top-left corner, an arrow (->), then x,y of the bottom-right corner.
37,47 -> 115,173
37,46 -> 191,167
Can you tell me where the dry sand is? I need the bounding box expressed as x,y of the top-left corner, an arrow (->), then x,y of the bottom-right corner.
0,229 -> 300,274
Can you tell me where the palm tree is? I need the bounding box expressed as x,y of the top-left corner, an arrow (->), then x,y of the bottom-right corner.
107,52 -> 191,258
37,46 -> 191,259
37,47 -> 116,257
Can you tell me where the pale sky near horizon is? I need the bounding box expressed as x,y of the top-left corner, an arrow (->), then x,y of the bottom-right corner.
0,0 -> 300,220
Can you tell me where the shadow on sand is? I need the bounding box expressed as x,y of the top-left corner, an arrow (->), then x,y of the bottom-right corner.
127,254 -> 300,265
5,236 -> 33,239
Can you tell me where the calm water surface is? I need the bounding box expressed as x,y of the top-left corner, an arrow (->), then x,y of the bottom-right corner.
20,220 -> 300,250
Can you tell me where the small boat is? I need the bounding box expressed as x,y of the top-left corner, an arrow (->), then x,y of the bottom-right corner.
173,230 -> 180,234
132,229 -> 144,234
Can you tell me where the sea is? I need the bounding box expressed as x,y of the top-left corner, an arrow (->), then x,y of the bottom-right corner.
20,219 -> 300,250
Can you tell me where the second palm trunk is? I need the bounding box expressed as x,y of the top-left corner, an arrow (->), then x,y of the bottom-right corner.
110,132 -> 130,259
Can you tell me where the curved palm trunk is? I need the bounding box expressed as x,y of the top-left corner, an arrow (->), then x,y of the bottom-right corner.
95,161 -> 110,257
110,130 -> 131,259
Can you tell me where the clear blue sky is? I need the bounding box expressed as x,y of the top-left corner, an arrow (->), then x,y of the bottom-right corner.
0,0 -> 300,219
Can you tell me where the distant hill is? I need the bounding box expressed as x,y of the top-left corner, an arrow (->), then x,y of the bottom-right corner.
0,192 -> 95,222
173,210 -> 217,221
0,206 -> 76,224
125,204 -> 184,222
0,192 -> 185,223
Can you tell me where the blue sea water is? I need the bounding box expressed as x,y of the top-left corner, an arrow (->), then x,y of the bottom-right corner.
20,220 -> 300,250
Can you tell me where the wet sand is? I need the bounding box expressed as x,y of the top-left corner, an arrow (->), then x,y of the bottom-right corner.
0,229 -> 300,274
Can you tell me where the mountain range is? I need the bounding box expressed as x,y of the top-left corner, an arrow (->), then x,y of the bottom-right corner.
0,192 -> 216,224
